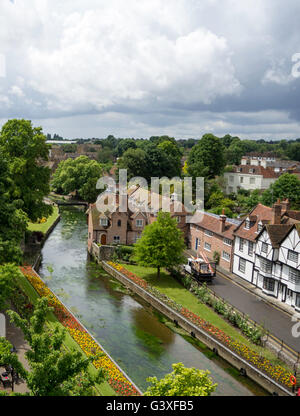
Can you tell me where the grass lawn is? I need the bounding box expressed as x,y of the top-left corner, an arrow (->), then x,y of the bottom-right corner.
120,264 -> 292,369
16,272 -> 116,396
27,206 -> 60,234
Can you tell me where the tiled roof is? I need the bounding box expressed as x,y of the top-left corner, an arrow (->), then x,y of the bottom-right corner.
263,224 -> 294,248
190,211 -> 237,240
234,204 -> 274,241
230,165 -> 280,179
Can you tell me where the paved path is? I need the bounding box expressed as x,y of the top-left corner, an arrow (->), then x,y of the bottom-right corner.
1,310 -> 30,395
211,271 -> 300,353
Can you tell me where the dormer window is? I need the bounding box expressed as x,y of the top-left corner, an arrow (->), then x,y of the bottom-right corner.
245,220 -> 250,230
257,223 -> 263,233
100,218 -> 108,227
136,219 -> 144,228
249,168 -> 255,174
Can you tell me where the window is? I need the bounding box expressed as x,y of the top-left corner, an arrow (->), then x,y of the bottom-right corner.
100,218 -> 108,226
249,169 -> 254,174
240,177 -> 244,184
222,251 -> 231,262
257,223 -> 263,233
296,294 -> 300,309
245,220 -> 250,230
195,238 -> 199,250
260,258 -> 272,274
239,258 -> 246,273
204,242 -> 211,252
250,178 -> 256,185
204,230 -> 213,237
288,250 -> 298,263
289,268 -> 300,285
224,238 -> 232,246
239,238 -> 244,252
136,219 -> 144,228
263,277 -> 275,292
248,242 -> 254,256
117,220 -> 122,227
114,236 -> 120,243
229,176 -> 234,183
261,243 -> 268,254
88,232 -> 91,239
176,216 -> 181,223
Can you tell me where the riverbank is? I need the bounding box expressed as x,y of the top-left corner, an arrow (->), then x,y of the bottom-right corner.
18,266 -> 141,396
101,261 -> 295,396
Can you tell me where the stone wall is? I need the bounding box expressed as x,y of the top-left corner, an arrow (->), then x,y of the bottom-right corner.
101,261 -> 295,397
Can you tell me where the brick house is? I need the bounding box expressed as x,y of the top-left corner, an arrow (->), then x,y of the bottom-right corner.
87,185 -> 189,250
189,211 -> 240,272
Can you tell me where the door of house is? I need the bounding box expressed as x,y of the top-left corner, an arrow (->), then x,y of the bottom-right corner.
101,234 -> 107,245
279,284 -> 287,303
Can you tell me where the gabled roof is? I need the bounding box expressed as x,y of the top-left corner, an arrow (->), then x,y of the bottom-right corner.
234,204 -> 274,241
256,224 -> 294,248
190,211 -> 238,240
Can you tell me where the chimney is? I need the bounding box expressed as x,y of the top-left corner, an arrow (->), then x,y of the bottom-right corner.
273,199 -> 282,224
220,209 -> 226,233
281,199 -> 290,214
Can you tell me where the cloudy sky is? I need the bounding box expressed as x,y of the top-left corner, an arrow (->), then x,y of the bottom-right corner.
0,0 -> 300,140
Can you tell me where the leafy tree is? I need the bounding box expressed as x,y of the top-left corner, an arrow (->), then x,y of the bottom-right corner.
0,155 -> 28,264
115,138 -> 137,157
97,147 -> 114,164
0,264 -> 20,310
0,119 -> 52,222
51,156 -> 103,203
261,173 -> 300,209
117,148 -> 148,180
144,363 -> 217,396
7,298 -> 106,396
187,134 -> 225,179
134,212 -> 185,278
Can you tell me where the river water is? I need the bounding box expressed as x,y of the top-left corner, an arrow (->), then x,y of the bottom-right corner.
38,207 -> 262,395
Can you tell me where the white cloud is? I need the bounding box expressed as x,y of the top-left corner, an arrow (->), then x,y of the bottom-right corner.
24,4 -> 241,112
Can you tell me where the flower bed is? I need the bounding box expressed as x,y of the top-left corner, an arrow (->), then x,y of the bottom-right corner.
20,266 -> 140,396
107,262 -> 295,390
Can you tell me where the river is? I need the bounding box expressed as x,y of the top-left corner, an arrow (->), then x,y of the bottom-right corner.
38,207 -> 265,395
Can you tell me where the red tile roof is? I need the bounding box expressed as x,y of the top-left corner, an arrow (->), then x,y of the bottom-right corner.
234,204 -> 274,242
191,212 -> 237,240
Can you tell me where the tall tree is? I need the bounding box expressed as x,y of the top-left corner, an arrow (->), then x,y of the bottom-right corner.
52,156 -> 103,203
0,154 -> 28,264
261,173 -> 300,209
0,119 -> 52,222
134,212 -> 185,278
187,134 -> 225,179
144,363 -> 217,396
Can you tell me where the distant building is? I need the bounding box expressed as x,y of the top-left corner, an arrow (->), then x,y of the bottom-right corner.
224,165 -> 280,194
241,153 -> 300,173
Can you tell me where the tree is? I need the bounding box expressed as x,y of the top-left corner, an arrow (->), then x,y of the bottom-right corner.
97,147 -> 114,164
134,212 -> 185,278
0,264 -> 19,311
0,119 -> 52,222
117,148 -> 148,180
261,173 -> 300,209
52,156 -> 103,203
187,134 -> 225,179
7,298 -> 106,396
0,155 -> 28,264
144,363 -> 217,396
